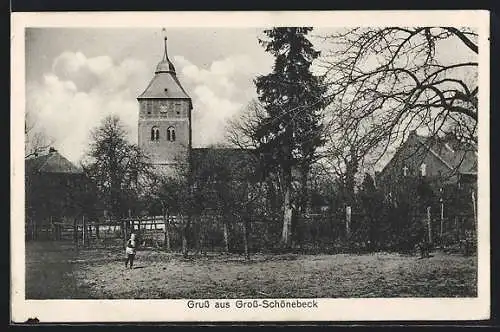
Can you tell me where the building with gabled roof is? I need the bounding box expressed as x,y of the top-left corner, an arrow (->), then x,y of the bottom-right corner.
377,130 -> 477,191
25,147 -> 83,175
25,147 -> 97,230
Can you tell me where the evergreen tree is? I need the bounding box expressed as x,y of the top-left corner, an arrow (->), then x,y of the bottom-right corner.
254,27 -> 327,247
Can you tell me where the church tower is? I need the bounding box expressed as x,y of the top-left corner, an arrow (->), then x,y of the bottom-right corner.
137,31 -> 192,176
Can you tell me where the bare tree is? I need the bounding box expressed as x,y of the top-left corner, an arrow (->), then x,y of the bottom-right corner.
226,100 -> 267,151
25,112 -> 54,159
321,27 -> 478,172
82,115 -> 154,221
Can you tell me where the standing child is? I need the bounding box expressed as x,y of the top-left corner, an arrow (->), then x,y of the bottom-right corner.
125,233 -> 137,269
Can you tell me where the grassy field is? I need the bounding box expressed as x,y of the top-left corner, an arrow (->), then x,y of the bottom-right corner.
25,241 -> 477,299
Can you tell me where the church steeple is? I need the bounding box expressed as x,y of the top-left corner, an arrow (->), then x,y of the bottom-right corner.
155,28 -> 176,74
138,29 -> 190,100
137,29 -> 192,176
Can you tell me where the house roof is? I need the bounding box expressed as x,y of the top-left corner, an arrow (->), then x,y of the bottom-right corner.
190,147 -> 304,181
25,148 -> 82,175
191,148 -> 258,181
414,134 -> 477,174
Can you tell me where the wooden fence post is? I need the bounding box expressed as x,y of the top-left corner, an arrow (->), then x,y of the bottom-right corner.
440,188 -> 444,239
181,215 -> 188,257
164,214 -> 171,251
88,222 -> 92,244
96,219 -> 100,239
426,206 -> 432,244
243,219 -> 250,261
73,217 -> 78,245
471,190 -> 477,241
50,216 -> 54,241
345,206 -> 351,238
123,219 -> 127,243
82,215 -> 86,247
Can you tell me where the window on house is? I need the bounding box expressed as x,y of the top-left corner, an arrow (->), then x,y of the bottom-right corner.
151,126 -> 160,141
420,163 -> 427,177
167,127 -> 176,141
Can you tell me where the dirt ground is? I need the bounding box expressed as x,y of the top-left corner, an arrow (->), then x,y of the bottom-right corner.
25,241 -> 477,299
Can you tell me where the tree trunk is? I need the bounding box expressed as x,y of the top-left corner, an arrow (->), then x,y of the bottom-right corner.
295,165 -> 309,246
426,206 -> 432,243
243,219 -> 250,260
181,215 -> 189,258
440,201 -> 444,239
223,220 -> 229,253
345,206 -> 351,238
266,177 -> 278,217
281,179 -> 293,248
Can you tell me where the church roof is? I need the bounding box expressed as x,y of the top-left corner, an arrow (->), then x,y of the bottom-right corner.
191,148 -> 259,181
138,34 -> 191,100
137,72 -> 191,99
25,148 -> 82,175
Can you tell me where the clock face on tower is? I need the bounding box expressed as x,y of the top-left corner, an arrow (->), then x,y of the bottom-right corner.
159,104 -> 168,114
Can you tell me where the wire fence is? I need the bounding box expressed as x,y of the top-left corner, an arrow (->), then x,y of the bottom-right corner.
25,204 -> 476,256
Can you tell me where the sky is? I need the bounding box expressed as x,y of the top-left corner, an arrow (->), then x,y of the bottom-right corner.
24,26 -> 478,172
25,28 -> 284,164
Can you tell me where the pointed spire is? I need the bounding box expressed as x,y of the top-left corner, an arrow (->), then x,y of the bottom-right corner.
162,27 -> 168,61
155,28 -> 176,74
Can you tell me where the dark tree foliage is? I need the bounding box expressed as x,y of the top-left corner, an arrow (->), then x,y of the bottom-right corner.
254,27 -> 328,247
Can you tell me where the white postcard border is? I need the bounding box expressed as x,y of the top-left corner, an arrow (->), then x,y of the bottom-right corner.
11,10 -> 491,323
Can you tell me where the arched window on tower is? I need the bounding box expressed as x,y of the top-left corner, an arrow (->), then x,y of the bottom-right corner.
167,127 -> 176,141
151,126 -> 160,141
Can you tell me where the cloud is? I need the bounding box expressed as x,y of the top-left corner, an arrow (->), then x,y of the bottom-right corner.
27,50 -> 267,162
173,54 -> 260,147
192,85 -> 243,145
27,52 -> 148,163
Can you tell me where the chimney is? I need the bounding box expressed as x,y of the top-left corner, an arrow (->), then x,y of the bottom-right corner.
49,147 -> 57,153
